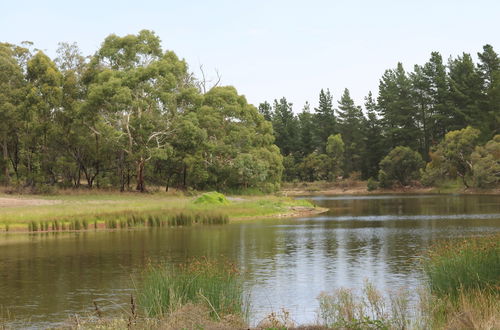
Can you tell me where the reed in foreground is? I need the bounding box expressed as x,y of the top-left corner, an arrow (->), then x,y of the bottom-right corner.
422,234 -> 500,298
137,258 -> 245,320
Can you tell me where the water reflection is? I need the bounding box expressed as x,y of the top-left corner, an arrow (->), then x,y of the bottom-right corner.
0,194 -> 499,327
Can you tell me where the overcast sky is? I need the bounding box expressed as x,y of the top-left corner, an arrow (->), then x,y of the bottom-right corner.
2,0 -> 499,111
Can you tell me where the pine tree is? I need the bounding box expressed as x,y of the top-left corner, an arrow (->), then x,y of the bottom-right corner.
258,101 -> 273,121
336,88 -> 366,176
361,92 -> 385,178
272,97 -> 298,156
378,63 -> 419,151
313,89 -> 336,152
298,102 -> 315,156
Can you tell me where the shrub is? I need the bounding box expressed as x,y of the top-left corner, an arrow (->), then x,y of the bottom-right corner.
366,177 -> 378,191
471,135 -> 500,188
378,146 -> 424,187
193,192 -> 230,205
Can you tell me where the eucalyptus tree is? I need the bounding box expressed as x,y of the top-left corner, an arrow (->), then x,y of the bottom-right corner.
24,51 -> 63,185
85,30 -> 195,191
0,43 -> 25,184
198,86 -> 282,191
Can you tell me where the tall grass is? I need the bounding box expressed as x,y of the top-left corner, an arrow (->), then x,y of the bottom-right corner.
25,211 -> 228,232
138,258 -> 245,320
423,234 -> 500,298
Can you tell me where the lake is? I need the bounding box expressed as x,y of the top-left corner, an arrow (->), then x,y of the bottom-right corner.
1,194 -> 499,327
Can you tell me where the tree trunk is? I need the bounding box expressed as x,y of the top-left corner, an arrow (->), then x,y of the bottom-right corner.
136,157 -> 146,192
2,134 -> 9,185
183,164 -> 187,189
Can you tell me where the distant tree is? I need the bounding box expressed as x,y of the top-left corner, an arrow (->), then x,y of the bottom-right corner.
325,133 -> 344,180
0,43 -> 25,184
361,92 -> 385,179
378,146 -> 424,187
477,45 -> 500,138
272,97 -> 298,156
258,101 -> 273,121
297,102 -> 315,156
336,88 -> 365,175
378,63 -> 419,151
298,152 -> 330,182
471,135 -> 500,188
313,89 -> 336,153
447,54 -> 485,137
421,126 -> 480,187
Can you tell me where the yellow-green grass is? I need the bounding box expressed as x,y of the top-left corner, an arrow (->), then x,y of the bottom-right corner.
0,192 -> 317,231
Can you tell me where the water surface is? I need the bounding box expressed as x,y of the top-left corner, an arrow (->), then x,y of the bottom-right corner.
1,194 -> 499,327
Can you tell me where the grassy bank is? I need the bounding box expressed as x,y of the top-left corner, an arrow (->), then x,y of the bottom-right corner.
0,191 -> 320,232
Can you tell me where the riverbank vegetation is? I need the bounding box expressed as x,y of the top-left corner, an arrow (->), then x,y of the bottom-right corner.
264,46 -> 499,190
35,235 -> 498,329
1,33 -> 499,194
422,234 -> 500,329
0,191 -> 318,232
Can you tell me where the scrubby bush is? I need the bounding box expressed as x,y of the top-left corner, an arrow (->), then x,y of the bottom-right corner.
378,146 -> 424,187
367,177 -> 378,191
193,192 -> 230,205
471,135 -> 500,188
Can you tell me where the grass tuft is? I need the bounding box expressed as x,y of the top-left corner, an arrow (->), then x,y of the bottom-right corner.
423,234 -> 500,298
138,258 -> 245,320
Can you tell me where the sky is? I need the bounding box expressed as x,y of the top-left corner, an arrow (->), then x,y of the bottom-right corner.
1,0 -> 499,112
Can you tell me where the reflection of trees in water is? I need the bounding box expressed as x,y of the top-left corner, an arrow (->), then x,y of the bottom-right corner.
2,195 -> 500,325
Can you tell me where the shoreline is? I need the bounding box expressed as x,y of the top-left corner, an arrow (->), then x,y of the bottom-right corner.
0,193 -> 327,234
281,183 -> 500,196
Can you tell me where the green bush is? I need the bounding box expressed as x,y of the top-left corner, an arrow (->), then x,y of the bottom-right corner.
378,146 -> 424,187
193,192 -> 230,205
366,177 -> 378,191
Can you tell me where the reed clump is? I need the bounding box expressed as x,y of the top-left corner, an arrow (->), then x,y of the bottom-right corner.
25,211 -> 228,232
423,234 -> 500,298
138,258 -> 244,320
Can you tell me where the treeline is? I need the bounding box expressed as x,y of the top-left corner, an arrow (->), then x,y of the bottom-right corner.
0,30 -> 283,192
1,31 -> 498,192
260,45 -> 499,187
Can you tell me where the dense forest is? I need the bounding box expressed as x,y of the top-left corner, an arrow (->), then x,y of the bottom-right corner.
260,45 -> 499,189
0,30 -> 498,192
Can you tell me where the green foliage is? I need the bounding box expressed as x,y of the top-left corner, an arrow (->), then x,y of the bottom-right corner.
423,235 -> 500,298
378,146 -> 424,187
138,259 -> 244,318
193,192 -> 229,205
326,133 -> 344,179
423,126 -> 480,187
471,135 -> 500,188
1,34 -> 498,191
366,177 -> 378,191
